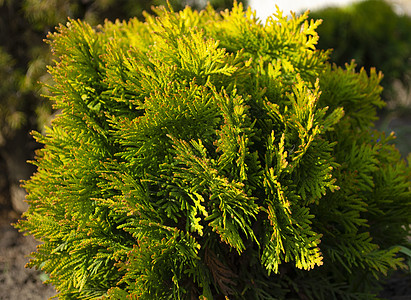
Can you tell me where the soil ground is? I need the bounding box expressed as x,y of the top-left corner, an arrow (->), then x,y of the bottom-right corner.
1,209 -> 410,299
0,210 -> 56,300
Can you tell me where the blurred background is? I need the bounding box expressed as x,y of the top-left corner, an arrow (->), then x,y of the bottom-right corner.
0,0 -> 410,298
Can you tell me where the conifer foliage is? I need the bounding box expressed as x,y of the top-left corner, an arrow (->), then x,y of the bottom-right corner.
16,2 -> 411,299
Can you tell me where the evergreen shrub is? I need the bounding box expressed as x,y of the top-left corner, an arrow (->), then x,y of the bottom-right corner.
16,2 -> 411,299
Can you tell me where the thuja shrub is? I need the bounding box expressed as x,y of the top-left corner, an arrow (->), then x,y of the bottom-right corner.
16,2 -> 411,299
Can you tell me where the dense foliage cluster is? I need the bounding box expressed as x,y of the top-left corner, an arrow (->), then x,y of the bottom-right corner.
0,0 -> 237,212
17,2 -> 411,299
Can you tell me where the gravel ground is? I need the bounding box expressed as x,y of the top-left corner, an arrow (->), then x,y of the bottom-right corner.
0,210 -> 56,300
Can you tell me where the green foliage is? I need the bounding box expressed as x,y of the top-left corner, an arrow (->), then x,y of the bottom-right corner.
16,2 -> 411,299
0,0 -> 239,215
0,0 -> 240,135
